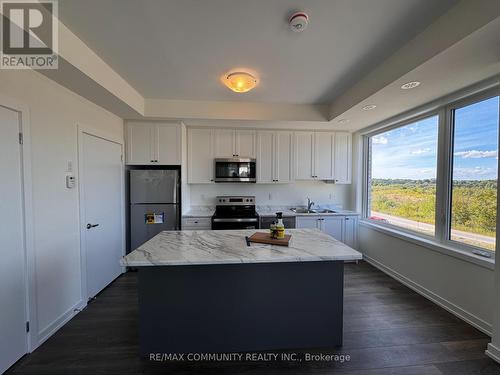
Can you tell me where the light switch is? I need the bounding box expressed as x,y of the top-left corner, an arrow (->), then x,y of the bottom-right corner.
66,174 -> 76,188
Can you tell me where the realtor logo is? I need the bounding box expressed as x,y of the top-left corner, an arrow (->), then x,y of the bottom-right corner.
1,0 -> 58,69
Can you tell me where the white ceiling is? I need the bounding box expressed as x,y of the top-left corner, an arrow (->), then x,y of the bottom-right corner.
58,0 -> 458,104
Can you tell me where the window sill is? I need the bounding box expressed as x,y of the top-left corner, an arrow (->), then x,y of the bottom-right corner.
359,220 -> 495,270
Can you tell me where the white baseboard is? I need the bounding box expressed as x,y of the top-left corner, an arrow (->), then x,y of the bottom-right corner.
486,343 -> 500,364
363,255 -> 492,336
34,299 -> 87,350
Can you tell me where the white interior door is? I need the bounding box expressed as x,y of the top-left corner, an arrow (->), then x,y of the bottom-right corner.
81,132 -> 123,299
0,106 -> 27,373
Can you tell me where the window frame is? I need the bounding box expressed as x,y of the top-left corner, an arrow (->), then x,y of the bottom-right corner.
442,90 -> 500,253
362,111 -> 440,242
361,83 -> 500,258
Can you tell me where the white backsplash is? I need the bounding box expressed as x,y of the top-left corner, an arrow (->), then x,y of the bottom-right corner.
188,181 -> 351,208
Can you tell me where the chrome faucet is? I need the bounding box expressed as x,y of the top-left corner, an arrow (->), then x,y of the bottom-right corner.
307,197 -> 315,211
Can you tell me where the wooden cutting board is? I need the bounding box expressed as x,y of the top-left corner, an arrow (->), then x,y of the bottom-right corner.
247,232 -> 291,246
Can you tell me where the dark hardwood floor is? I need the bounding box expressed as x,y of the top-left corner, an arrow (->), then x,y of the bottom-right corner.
7,261 -> 500,374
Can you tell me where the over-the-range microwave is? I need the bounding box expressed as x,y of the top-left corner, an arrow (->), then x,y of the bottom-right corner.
214,158 -> 256,183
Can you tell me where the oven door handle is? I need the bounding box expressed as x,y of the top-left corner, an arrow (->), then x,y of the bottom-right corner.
212,218 -> 259,223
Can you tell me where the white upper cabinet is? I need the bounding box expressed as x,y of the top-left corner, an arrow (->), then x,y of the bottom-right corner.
294,132 -> 315,180
188,128 -> 214,183
214,129 -> 256,158
256,131 -> 274,183
126,122 -> 153,164
185,127 -> 351,185
314,132 -> 334,180
213,129 -> 235,157
334,132 -> 352,184
294,131 -> 350,181
275,131 -> 293,183
155,123 -> 181,165
235,129 -> 256,158
126,122 -> 181,165
256,131 -> 293,183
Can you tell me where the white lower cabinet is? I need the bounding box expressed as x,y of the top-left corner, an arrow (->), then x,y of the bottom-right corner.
182,217 -> 212,230
321,216 -> 344,242
343,216 -> 359,248
296,215 -> 358,248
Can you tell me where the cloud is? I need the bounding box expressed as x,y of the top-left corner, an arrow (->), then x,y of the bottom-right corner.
454,150 -> 497,159
453,166 -> 496,180
372,135 -> 388,145
410,148 -> 431,155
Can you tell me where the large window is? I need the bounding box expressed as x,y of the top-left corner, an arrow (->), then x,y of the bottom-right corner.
368,116 -> 439,235
450,96 -> 499,251
364,91 -> 500,255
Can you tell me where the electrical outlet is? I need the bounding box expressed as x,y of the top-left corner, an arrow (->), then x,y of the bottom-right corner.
268,193 -> 272,200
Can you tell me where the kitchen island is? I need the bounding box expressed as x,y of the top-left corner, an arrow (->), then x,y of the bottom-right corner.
121,229 -> 362,355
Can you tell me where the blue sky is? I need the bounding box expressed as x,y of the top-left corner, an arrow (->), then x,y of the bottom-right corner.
371,96 -> 499,180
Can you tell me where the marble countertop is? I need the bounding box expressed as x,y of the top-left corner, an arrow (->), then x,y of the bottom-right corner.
256,208 -> 360,217
121,229 -> 362,267
182,206 -> 360,218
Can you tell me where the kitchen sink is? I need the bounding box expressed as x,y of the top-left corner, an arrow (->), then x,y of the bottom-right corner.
290,208 -> 317,214
290,208 -> 337,214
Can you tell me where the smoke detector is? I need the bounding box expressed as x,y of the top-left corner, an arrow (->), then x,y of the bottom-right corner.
289,12 -> 309,32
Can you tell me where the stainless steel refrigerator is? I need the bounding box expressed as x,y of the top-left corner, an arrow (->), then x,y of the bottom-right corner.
129,169 -> 180,251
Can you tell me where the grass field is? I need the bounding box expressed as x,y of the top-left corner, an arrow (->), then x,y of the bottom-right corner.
370,179 -> 497,250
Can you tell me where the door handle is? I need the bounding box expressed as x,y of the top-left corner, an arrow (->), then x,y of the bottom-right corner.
86,223 -> 99,229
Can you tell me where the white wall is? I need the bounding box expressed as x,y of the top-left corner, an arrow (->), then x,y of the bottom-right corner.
189,181 -> 352,208
0,70 -> 123,347
351,133 -> 496,335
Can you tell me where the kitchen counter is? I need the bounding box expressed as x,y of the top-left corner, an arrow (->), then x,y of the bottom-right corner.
125,228 -> 361,355
256,208 -> 360,217
121,228 -> 361,267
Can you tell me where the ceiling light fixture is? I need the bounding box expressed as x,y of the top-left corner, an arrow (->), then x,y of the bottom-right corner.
362,104 -> 377,111
401,81 -> 421,90
222,71 -> 258,93
338,119 -> 349,124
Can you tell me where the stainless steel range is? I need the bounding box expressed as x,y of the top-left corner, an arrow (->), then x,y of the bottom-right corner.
211,196 -> 259,230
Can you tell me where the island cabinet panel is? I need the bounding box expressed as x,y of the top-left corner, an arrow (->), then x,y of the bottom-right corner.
126,121 -> 181,165
187,128 -> 214,183
138,261 -> 344,354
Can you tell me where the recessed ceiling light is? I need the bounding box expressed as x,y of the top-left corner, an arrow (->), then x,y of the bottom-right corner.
401,81 -> 421,90
362,104 -> 377,111
221,71 -> 258,93
338,119 -> 349,124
